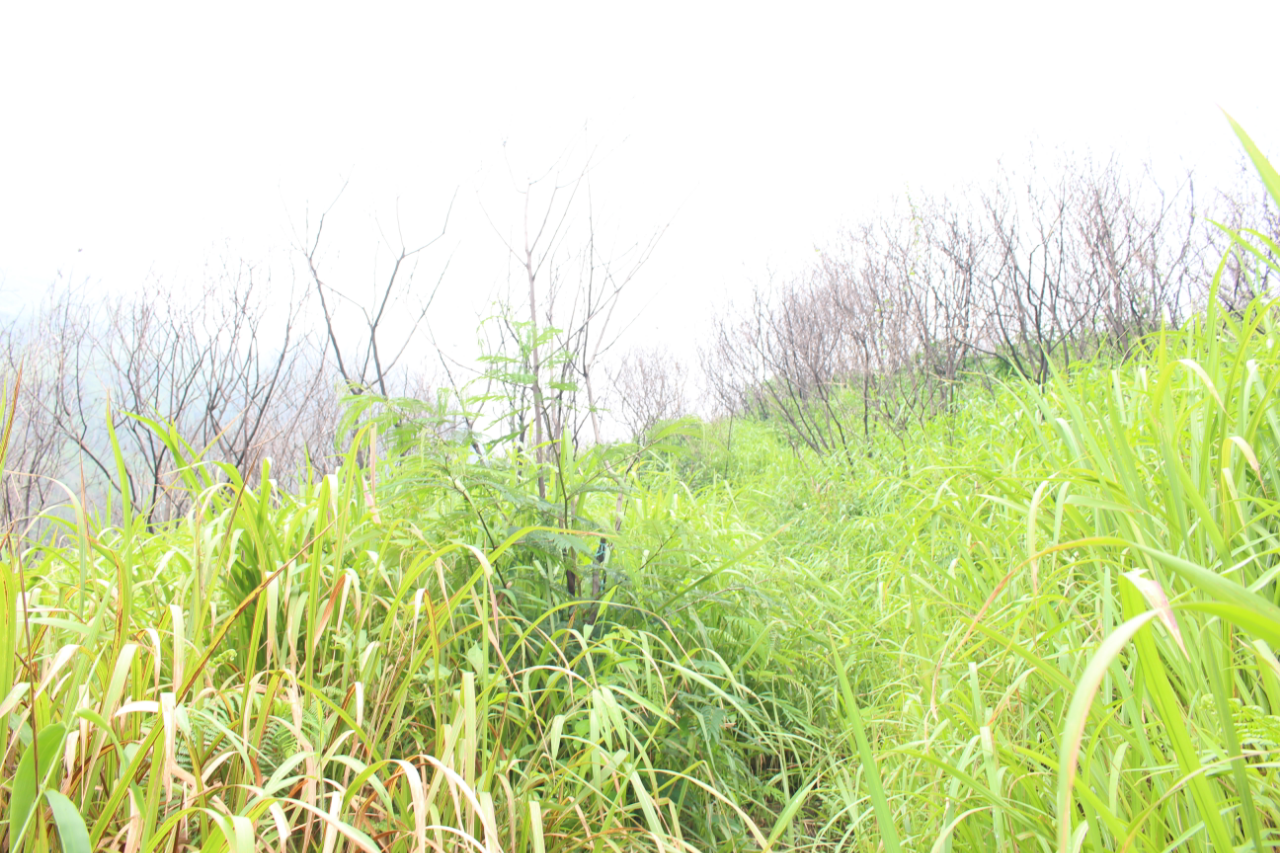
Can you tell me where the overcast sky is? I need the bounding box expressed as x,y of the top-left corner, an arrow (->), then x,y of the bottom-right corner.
2,1 -> 1278,365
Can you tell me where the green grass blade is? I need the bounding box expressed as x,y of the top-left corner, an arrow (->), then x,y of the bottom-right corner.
45,790 -> 92,853
1226,112 -> 1280,208
833,644 -> 901,853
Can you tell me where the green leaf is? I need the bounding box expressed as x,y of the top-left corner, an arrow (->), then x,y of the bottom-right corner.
45,791 -> 91,853
832,643 -> 901,853
1057,612 -> 1157,853
10,723 -> 67,852
766,777 -> 818,849
1131,542 -> 1280,636
1226,111 -> 1280,209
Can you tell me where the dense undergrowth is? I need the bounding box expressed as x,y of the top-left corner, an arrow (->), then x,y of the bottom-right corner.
6,124 -> 1280,852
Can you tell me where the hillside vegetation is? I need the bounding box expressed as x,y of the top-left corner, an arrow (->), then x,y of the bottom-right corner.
3,124 -> 1280,852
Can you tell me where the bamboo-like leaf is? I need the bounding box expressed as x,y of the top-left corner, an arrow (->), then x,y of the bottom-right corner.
1057,612 -> 1157,853
10,723 -> 68,852
1226,112 -> 1280,208
765,777 -> 818,849
45,791 -> 92,853
833,643 -> 901,853
1122,569 -> 1187,656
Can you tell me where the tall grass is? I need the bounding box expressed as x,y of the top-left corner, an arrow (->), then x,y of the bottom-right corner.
807,290 -> 1280,851
0,405 -> 788,852
601,121 -> 1280,851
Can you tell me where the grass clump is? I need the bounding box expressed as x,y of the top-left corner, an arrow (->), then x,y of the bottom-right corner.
0,410 -> 781,852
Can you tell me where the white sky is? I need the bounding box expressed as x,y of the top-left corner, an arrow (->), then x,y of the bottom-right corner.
2,1 -> 1278,371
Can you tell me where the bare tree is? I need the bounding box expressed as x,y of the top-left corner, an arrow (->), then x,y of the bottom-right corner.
607,345 -> 688,440
4,265 -> 332,525
702,154 -> 1229,463
481,154 -> 661,474
301,190 -> 454,398
0,308 -> 65,524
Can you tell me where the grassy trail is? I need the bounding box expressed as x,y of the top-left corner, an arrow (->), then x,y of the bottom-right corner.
4,124 -> 1280,851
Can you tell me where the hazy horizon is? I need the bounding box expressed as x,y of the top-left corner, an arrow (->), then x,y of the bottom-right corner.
3,1 -> 1277,366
